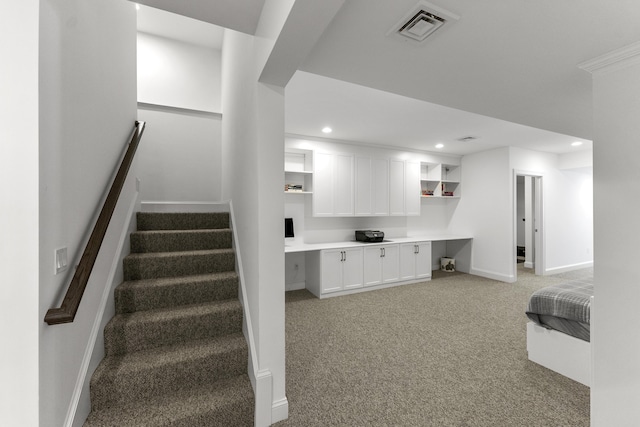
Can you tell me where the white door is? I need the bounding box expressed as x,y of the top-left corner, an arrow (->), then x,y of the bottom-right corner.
363,245 -> 383,287
321,249 -> 343,293
389,160 -> 405,216
372,158 -> 389,216
342,247 -> 363,289
415,242 -> 432,279
405,161 -> 421,216
399,242 -> 417,280
381,244 -> 400,283
534,176 -> 544,276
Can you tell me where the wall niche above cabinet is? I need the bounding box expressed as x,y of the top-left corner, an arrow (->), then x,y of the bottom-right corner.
285,149 -> 313,194
421,162 -> 461,198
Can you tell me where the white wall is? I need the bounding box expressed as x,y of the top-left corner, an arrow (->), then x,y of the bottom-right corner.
222,27 -> 289,425
137,32 -> 221,112
510,147 -> 593,274
38,1 -> 137,426
137,107 -> 222,202
0,1 -> 40,426
136,33 -> 223,203
450,147 -> 514,281
588,46 -> 640,426
446,146 -> 593,283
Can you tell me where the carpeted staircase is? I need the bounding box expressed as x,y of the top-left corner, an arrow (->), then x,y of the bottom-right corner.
84,212 -> 254,426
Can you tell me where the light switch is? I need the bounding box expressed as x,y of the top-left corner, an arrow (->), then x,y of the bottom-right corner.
55,247 -> 68,274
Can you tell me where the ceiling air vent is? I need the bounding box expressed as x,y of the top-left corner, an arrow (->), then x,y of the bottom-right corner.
458,136 -> 478,142
388,1 -> 459,44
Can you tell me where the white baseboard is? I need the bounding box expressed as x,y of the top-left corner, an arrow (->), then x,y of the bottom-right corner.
254,370 -> 273,427
140,201 -> 229,213
271,397 -> 289,424
285,281 -> 306,291
523,261 -> 534,269
470,267 -> 516,283
545,261 -> 594,275
68,187 -> 140,427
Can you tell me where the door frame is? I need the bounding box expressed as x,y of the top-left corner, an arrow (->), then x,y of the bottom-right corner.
513,170 -> 545,278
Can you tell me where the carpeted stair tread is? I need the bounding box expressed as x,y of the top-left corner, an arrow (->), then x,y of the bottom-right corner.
104,300 -> 243,356
130,228 -> 232,253
115,271 -> 238,314
84,374 -> 253,427
123,249 -> 235,281
90,333 -> 248,410
136,212 -> 229,231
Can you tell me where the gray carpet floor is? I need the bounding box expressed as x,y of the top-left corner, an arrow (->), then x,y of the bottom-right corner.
277,265 -> 592,427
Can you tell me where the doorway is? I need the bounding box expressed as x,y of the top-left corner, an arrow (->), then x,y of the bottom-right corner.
515,172 -> 544,277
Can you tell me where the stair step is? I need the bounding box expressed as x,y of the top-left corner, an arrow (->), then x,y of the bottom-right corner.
115,272 -> 238,314
130,229 -> 232,253
90,333 -> 248,411
85,374 -> 254,427
104,300 -> 243,356
136,212 -> 230,231
123,249 -> 235,281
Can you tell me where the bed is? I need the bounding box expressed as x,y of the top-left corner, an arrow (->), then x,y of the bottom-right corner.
525,278 -> 593,386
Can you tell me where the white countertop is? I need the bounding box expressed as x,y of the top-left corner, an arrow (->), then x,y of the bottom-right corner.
284,234 -> 473,253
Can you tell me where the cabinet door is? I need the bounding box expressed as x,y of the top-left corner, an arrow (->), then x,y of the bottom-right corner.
321,249 -> 344,293
405,161 -> 421,216
363,245 -> 383,287
333,154 -> 354,216
399,242 -> 417,280
372,158 -> 390,216
389,160 -> 405,216
355,157 -> 372,216
313,152 -> 334,216
381,244 -> 400,283
342,247 -> 363,290
415,241 -> 432,279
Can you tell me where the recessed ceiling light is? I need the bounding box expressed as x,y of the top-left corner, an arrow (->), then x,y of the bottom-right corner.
322,127 -> 332,134
435,143 -> 444,149
571,141 -> 583,147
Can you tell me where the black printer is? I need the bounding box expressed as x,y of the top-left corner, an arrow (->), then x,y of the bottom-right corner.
355,230 -> 384,243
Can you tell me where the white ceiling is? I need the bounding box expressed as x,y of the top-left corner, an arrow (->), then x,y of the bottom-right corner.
137,4 -> 224,49
133,0 -> 640,156
132,0 -> 265,35
285,70 -> 591,156
300,0 -> 640,142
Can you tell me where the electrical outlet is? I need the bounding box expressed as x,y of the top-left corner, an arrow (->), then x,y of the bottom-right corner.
55,247 -> 68,274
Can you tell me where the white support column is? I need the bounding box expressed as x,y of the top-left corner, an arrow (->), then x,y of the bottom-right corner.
579,41 -> 640,426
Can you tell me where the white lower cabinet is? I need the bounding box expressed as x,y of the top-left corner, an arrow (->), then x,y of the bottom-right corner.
399,241 -> 432,281
320,247 -> 363,294
363,244 -> 399,287
307,241 -> 431,298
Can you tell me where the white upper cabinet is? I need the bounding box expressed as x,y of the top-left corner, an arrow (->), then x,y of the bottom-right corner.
390,159 -> 420,216
405,160 -> 421,216
355,157 -> 389,216
313,152 -> 354,217
389,160 -> 405,216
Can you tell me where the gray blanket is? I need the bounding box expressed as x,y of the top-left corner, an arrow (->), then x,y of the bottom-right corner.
526,278 -> 593,340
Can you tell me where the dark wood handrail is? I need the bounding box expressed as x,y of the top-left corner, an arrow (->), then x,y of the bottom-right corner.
45,121 -> 146,325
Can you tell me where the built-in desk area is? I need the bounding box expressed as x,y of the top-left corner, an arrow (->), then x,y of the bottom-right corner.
285,235 -> 473,298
